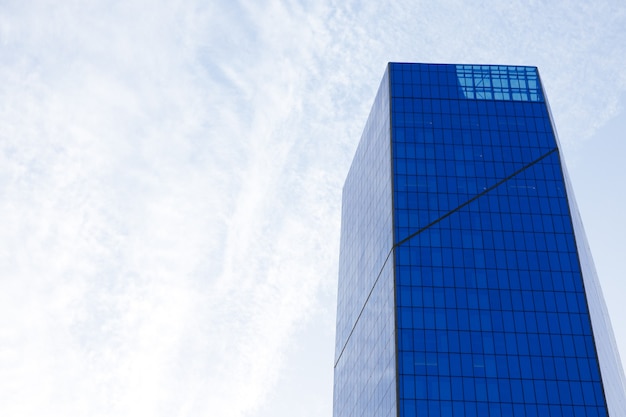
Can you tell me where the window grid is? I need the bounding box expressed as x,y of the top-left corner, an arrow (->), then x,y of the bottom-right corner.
390,63 -> 608,416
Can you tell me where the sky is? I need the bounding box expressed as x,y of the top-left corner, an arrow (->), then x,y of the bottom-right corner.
0,1 -> 625,416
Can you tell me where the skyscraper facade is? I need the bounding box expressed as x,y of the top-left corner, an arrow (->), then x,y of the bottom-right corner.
334,63 -> 626,417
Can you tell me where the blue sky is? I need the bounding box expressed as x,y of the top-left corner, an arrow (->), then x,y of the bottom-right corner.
1,1 -> 625,416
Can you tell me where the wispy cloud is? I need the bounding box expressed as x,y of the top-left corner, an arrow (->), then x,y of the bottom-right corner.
1,0 -> 625,416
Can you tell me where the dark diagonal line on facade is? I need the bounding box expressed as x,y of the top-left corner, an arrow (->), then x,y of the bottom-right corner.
335,147 -> 558,369
334,248 -> 394,368
394,147 -> 559,249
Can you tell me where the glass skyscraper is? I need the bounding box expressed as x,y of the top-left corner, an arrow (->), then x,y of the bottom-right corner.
334,63 -> 626,417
